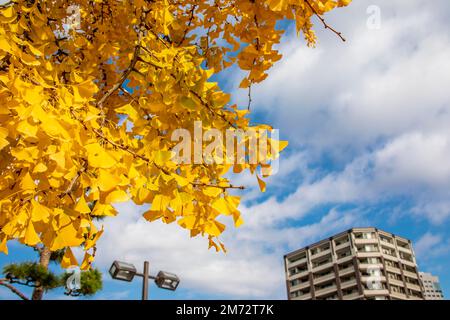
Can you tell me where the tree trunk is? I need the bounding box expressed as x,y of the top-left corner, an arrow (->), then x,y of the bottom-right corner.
31,246 -> 51,300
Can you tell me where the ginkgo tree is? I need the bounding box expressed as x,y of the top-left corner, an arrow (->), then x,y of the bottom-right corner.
0,0 -> 351,299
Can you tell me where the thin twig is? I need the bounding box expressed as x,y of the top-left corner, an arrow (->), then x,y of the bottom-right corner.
304,0 -> 346,42
192,183 -> 245,190
247,83 -> 252,111
177,4 -> 197,46
96,42 -> 141,112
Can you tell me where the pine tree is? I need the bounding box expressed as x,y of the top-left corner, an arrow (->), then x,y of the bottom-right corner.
0,246 -> 102,300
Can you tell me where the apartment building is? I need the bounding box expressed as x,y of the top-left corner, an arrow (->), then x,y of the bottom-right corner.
284,227 -> 424,300
419,272 -> 444,300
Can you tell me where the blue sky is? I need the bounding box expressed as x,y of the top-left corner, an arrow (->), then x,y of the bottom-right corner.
2,0 -> 450,300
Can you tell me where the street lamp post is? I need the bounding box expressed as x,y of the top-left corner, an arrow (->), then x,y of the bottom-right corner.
109,260 -> 180,300
142,261 -> 149,300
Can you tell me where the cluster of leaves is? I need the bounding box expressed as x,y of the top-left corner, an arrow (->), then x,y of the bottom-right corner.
0,0 -> 352,267
4,262 -> 102,295
60,268 -> 102,296
4,262 -> 60,290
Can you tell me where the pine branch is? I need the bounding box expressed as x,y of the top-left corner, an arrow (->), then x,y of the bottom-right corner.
0,279 -> 29,300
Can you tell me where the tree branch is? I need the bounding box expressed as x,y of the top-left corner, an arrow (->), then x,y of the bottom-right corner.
0,1 -> 14,9
191,183 -> 245,190
96,43 -> 141,110
0,279 -> 30,300
304,0 -> 346,42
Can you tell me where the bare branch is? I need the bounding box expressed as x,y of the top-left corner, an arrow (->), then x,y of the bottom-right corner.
191,183 -> 245,190
247,83 -> 252,111
304,0 -> 346,42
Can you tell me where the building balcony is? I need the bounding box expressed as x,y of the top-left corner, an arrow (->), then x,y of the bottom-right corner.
312,261 -> 334,273
310,249 -> 332,260
381,250 -> 399,259
406,282 -> 421,292
360,275 -> 387,284
359,263 -> 384,270
385,265 -> 401,274
408,295 -> 424,300
292,293 -> 312,300
315,284 -> 337,297
290,280 -> 311,291
388,278 -> 404,288
342,292 -> 361,300
397,245 -> 412,254
334,241 -> 351,251
314,272 -> 336,285
340,278 -> 358,289
338,266 -> 356,276
336,255 -> 353,264
287,257 -> 308,268
354,238 -> 379,245
379,240 -> 396,249
403,270 -> 418,279
357,252 -> 382,259
401,259 -> 416,268
288,269 -> 309,280
363,289 -> 389,296
390,292 -> 408,300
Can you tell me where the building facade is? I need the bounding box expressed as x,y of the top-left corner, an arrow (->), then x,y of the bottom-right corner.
419,272 -> 444,300
284,227 -> 424,300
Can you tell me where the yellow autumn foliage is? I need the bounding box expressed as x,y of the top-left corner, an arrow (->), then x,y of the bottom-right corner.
0,0 -> 351,264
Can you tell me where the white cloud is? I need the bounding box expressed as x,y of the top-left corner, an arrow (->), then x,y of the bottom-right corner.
231,0 -> 450,163
415,233 -> 442,258
415,233 -> 450,261
95,203 -> 360,298
225,0 -> 450,224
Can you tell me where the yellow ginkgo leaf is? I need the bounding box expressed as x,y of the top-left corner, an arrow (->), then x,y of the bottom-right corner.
143,210 -> 164,222
154,150 -> 174,167
116,103 -> 139,122
61,247 -> 79,269
20,172 -> 36,191
233,211 -> 244,228
85,229 -> 103,251
24,222 -> 41,246
211,196 -> 239,215
74,196 -> 91,214
1,6 -> 15,19
178,215 -> 197,230
31,200 -> 51,223
80,252 -> 94,270
257,175 -> 266,192
105,190 -> 129,203
97,169 -> 122,192
32,162 -> 48,173
84,143 -> 117,169
150,194 -> 171,212
204,220 -> 225,237
50,224 -> 83,251
0,127 -> 9,150
0,236 -> 8,254
91,203 -> 117,217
